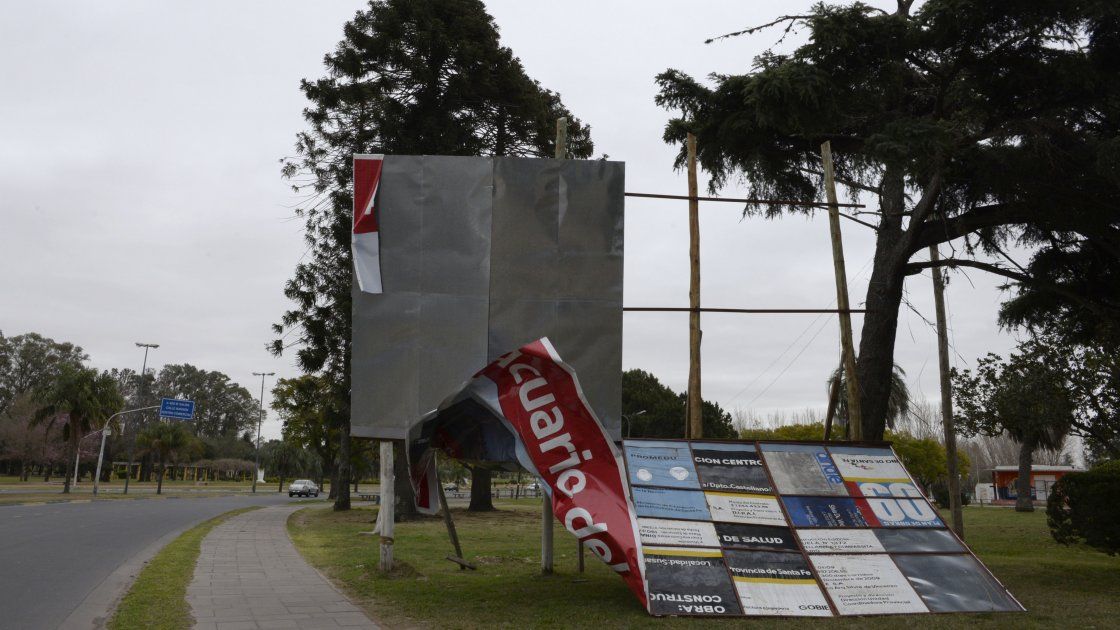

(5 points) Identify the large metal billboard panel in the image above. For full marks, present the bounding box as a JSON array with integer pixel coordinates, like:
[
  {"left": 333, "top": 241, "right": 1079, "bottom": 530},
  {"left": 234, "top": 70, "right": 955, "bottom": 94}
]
[
  {"left": 623, "top": 439, "right": 1025, "bottom": 617},
  {"left": 351, "top": 155, "right": 623, "bottom": 440}
]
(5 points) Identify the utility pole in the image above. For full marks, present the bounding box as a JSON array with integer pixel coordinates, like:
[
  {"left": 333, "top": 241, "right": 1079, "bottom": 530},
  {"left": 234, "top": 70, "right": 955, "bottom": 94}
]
[
  {"left": 930, "top": 245, "right": 964, "bottom": 538},
  {"left": 251, "top": 371, "right": 274, "bottom": 494},
  {"left": 686, "top": 133, "right": 703, "bottom": 440},
  {"left": 820, "top": 141, "right": 862, "bottom": 440},
  {"left": 125, "top": 342, "right": 158, "bottom": 494}
]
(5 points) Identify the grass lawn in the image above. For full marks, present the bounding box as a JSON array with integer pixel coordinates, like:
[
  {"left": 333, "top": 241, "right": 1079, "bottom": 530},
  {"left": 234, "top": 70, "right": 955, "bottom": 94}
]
[
  {"left": 288, "top": 500, "right": 1120, "bottom": 629},
  {"left": 107, "top": 506, "right": 261, "bottom": 630}
]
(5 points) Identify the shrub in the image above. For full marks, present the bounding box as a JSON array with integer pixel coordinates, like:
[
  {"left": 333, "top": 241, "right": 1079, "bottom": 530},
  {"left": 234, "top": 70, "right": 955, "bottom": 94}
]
[{"left": 1047, "top": 460, "right": 1120, "bottom": 555}]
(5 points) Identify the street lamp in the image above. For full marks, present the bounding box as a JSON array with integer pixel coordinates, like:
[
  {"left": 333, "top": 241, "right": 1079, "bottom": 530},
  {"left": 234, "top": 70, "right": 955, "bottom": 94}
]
[
  {"left": 622, "top": 409, "right": 647, "bottom": 439},
  {"left": 251, "top": 371, "right": 275, "bottom": 493},
  {"left": 124, "top": 342, "right": 158, "bottom": 495}
]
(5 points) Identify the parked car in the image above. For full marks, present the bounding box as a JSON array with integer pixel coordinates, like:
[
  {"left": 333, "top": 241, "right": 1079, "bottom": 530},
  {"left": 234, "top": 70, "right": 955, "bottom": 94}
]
[
  {"left": 443, "top": 483, "right": 459, "bottom": 492},
  {"left": 289, "top": 479, "right": 319, "bottom": 497}
]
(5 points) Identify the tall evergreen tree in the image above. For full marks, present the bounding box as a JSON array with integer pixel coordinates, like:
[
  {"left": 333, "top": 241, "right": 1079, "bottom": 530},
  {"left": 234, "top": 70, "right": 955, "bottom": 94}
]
[
  {"left": 656, "top": 0, "right": 1120, "bottom": 440},
  {"left": 272, "top": 0, "right": 593, "bottom": 512}
]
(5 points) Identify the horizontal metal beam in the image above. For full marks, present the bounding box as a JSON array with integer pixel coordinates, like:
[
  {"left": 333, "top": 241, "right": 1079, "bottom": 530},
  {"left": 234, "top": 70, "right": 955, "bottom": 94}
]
[
  {"left": 624, "top": 307, "right": 867, "bottom": 314},
  {"left": 624, "top": 191, "right": 865, "bottom": 209}
]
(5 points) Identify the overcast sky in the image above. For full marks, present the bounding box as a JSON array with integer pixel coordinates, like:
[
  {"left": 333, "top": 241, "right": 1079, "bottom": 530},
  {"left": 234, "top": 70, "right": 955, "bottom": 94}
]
[{"left": 0, "top": 0, "right": 1024, "bottom": 441}]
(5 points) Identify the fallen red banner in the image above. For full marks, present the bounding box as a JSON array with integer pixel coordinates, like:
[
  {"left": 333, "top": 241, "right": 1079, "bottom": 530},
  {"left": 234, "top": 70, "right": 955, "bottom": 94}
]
[{"left": 408, "top": 338, "right": 647, "bottom": 606}]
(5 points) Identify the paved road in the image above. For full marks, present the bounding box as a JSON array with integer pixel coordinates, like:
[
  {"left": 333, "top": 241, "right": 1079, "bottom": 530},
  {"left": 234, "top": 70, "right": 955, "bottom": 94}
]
[{"left": 0, "top": 492, "right": 306, "bottom": 630}]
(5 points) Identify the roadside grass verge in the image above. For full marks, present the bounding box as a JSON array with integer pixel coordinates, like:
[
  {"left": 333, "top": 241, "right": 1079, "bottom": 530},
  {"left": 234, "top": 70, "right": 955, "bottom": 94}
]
[
  {"left": 107, "top": 506, "right": 262, "bottom": 630},
  {"left": 288, "top": 501, "right": 1120, "bottom": 629}
]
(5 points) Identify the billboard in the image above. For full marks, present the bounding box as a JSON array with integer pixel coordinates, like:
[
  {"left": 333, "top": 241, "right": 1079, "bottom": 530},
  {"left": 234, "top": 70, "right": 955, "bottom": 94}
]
[
  {"left": 404, "top": 339, "right": 1023, "bottom": 618},
  {"left": 351, "top": 155, "right": 623, "bottom": 441},
  {"left": 624, "top": 438, "right": 1025, "bottom": 617}
]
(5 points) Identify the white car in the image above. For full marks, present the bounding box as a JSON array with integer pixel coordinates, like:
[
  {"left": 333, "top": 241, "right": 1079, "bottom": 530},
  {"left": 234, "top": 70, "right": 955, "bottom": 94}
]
[{"left": 288, "top": 479, "right": 319, "bottom": 497}]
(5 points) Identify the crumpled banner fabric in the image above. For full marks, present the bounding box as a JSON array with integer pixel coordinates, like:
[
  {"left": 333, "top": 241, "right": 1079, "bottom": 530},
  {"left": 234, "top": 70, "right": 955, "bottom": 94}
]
[{"left": 408, "top": 338, "right": 647, "bottom": 607}]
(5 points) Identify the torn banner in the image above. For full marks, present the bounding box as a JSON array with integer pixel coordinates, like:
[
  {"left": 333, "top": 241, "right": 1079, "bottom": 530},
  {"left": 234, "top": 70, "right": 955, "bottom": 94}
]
[
  {"left": 352, "top": 154, "right": 384, "bottom": 294},
  {"left": 408, "top": 337, "right": 646, "bottom": 605}
]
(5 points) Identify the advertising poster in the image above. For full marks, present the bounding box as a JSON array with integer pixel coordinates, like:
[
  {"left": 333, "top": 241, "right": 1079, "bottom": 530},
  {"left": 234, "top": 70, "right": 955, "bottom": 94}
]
[
  {"left": 691, "top": 442, "right": 773, "bottom": 494},
  {"left": 632, "top": 487, "right": 711, "bottom": 521},
  {"left": 810, "top": 554, "right": 928, "bottom": 615},
  {"left": 760, "top": 444, "right": 848, "bottom": 496},
  {"left": 644, "top": 547, "right": 742, "bottom": 616},
  {"left": 705, "top": 492, "right": 787, "bottom": 527},
  {"left": 782, "top": 497, "right": 870, "bottom": 528},
  {"left": 625, "top": 440, "right": 700, "bottom": 489},
  {"left": 892, "top": 554, "right": 1024, "bottom": 612},
  {"left": 875, "top": 529, "right": 965, "bottom": 553},
  {"left": 828, "top": 445, "right": 920, "bottom": 497},
  {"left": 796, "top": 529, "right": 885, "bottom": 553},
  {"left": 860, "top": 498, "right": 943, "bottom": 528},
  {"left": 723, "top": 550, "right": 832, "bottom": 617},
  {"left": 638, "top": 518, "right": 719, "bottom": 547},
  {"left": 715, "top": 523, "right": 799, "bottom": 552}
]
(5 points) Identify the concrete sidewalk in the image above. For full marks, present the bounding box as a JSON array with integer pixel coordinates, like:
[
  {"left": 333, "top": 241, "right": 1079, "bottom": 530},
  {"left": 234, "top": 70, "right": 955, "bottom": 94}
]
[{"left": 187, "top": 505, "right": 379, "bottom": 629}]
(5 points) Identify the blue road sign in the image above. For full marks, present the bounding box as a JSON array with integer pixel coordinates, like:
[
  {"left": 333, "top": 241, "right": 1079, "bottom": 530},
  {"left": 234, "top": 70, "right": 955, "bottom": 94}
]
[{"left": 159, "top": 398, "right": 195, "bottom": 420}]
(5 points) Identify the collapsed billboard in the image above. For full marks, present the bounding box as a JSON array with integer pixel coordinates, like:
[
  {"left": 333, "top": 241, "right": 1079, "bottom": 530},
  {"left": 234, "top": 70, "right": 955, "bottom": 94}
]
[
  {"left": 409, "top": 338, "right": 1024, "bottom": 617},
  {"left": 350, "top": 154, "right": 624, "bottom": 442}
]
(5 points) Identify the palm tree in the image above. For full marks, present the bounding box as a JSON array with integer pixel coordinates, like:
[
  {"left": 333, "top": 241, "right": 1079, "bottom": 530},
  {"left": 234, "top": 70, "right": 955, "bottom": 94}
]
[
  {"left": 136, "top": 421, "right": 195, "bottom": 494},
  {"left": 829, "top": 364, "right": 910, "bottom": 435},
  {"left": 34, "top": 364, "right": 123, "bottom": 493}
]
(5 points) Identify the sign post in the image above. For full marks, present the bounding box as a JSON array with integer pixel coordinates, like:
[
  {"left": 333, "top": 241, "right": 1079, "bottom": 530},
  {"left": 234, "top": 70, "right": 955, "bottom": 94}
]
[{"left": 92, "top": 404, "right": 161, "bottom": 496}]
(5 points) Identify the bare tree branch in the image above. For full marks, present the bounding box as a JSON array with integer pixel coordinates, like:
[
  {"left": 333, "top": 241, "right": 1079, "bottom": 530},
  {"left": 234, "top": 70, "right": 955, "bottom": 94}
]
[{"left": 705, "top": 15, "right": 812, "bottom": 44}]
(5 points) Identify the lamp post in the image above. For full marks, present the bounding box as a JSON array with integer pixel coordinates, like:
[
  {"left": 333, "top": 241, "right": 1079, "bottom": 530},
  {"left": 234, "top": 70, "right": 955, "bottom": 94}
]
[
  {"left": 124, "top": 342, "right": 158, "bottom": 495},
  {"left": 622, "top": 410, "right": 646, "bottom": 440},
  {"left": 251, "top": 371, "right": 274, "bottom": 493},
  {"left": 92, "top": 405, "right": 160, "bottom": 495}
]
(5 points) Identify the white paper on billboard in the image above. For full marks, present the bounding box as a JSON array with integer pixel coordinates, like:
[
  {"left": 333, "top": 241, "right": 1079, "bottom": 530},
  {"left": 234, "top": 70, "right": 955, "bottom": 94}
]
[
  {"left": 810, "top": 554, "right": 928, "bottom": 615},
  {"left": 796, "top": 529, "right": 886, "bottom": 554},
  {"left": 828, "top": 448, "right": 910, "bottom": 481},
  {"left": 638, "top": 518, "right": 720, "bottom": 547},
  {"left": 704, "top": 492, "right": 787, "bottom": 527},
  {"left": 724, "top": 550, "right": 832, "bottom": 617}
]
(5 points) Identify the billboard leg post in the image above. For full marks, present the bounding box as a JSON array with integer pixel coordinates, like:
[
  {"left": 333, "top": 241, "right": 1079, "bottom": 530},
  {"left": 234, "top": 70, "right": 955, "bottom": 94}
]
[
  {"left": 379, "top": 440, "right": 395, "bottom": 572},
  {"left": 542, "top": 497, "right": 554, "bottom": 575},
  {"left": 435, "top": 456, "right": 466, "bottom": 569}
]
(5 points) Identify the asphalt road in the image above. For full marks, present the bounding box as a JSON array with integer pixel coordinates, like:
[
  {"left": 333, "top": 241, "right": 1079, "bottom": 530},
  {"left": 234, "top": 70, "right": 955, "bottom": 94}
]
[{"left": 0, "top": 492, "right": 303, "bottom": 630}]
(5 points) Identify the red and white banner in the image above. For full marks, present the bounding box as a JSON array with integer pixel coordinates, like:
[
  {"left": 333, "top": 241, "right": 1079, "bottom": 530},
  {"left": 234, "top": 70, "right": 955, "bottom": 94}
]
[
  {"left": 352, "top": 154, "right": 384, "bottom": 293},
  {"left": 478, "top": 339, "right": 647, "bottom": 606}
]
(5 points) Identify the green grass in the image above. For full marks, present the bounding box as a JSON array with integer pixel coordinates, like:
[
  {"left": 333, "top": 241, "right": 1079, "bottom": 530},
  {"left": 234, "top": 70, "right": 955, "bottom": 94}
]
[
  {"left": 107, "top": 506, "right": 262, "bottom": 630},
  {"left": 287, "top": 501, "right": 1120, "bottom": 629}
]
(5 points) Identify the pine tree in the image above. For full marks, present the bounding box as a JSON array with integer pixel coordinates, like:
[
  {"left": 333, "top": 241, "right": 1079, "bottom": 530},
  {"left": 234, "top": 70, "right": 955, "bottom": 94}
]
[
  {"left": 273, "top": 0, "right": 593, "bottom": 512},
  {"left": 656, "top": 0, "right": 1120, "bottom": 440}
]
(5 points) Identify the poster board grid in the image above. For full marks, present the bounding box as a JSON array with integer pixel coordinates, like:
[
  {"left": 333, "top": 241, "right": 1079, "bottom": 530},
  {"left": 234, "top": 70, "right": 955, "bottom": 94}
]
[{"left": 622, "top": 438, "right": 1025, "bottom": 617}]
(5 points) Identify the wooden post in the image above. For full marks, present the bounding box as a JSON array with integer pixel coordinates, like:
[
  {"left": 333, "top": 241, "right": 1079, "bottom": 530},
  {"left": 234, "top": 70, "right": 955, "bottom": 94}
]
[
  {"left": 820, "top": 141, "right": 862, "bottom": 440},
  {"left": 554, "top": 117, "right": 567, "bottom": 160},
  {"left": 686, "top": 133, "right": 703, "bottom": 440},
  {"left": 930, "top": 245, "right": 965, "bottom": 539},
  {"left": 435, "top": 457, "right": 467, "bottom": 569},
  {"left": 540, "top": 117, "right": 567, "bottom": 576},
  {"left": 378, "top": 440, "right": 395, "bottom": 572}
]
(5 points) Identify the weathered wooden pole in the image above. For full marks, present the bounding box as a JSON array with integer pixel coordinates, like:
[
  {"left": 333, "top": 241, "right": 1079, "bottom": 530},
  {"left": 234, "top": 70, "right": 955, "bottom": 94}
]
[
  {"left": 435, "top": 456, "right": 468, "bottom": 569},
  {"left": 820, "top": 141, "right": 863, "bottom": 440},
  {"left": 378, "top": 440, "right": 395, "bottom": 572},
  {"left": 686, "top": 133, "right": 703, "bottom": 440},
  {"left": 930, "top": 245, "right": 965, "bottom": 538},
  {"left": 540, "top": 117, "right": 567, "bottom": 576}
]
